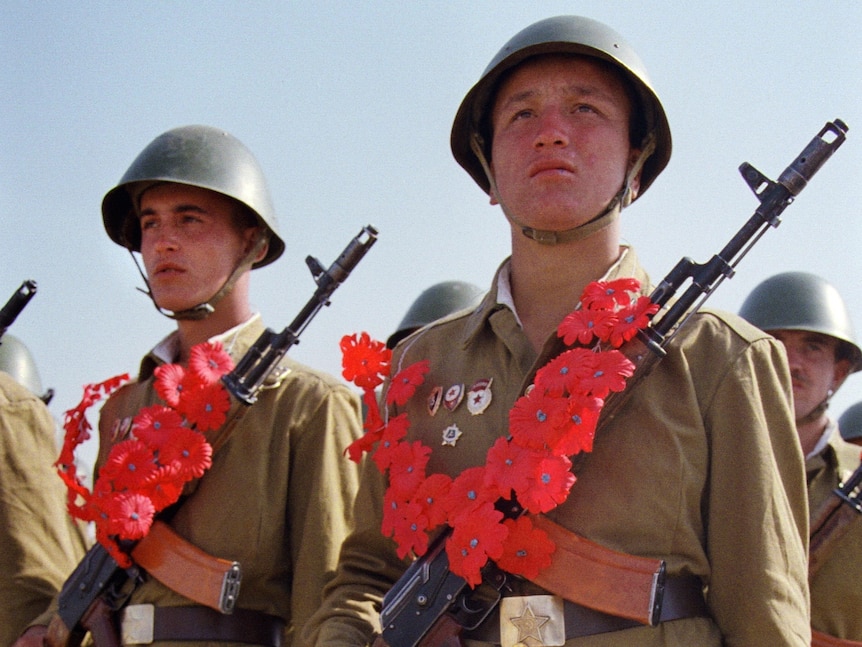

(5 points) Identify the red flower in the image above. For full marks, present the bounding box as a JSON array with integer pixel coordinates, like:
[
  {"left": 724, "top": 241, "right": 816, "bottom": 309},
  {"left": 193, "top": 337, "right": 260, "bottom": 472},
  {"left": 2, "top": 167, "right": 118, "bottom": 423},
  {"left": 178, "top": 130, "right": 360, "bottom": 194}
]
[
  {"left": 387, "top": 441, "right": 431, "bottom": 499},
  {"left": 133, "top": 405, "right": 184, "bottom": 447},
  {"left": 445, "top": 502, "right": 507, "bottom": 587},
  {"left": 371, "top": 414, "right": 410, "bottom": 472},
  {"left": 341, "top": 333, "right": 391, "bottom": 390},
  {"left": 557, "top": 307, "right": 618, "bottom": 347},
  {"left": 411, "top": 473, "right": 452, "bottom": 528},
  {"left": 159, "top": 427, "right": 213, "bottom": 479},
  {"left": 140, "top": 465, "right": 184, "bottom": 510},
  {"left": 583, "top": 350, "right": 635, "bottom": 398},
  {"left": 608, "top": 296, "right": 659, "bottom": 348},
  {"left": 188, "top": 341, "right": 234, "bottom": 385},
  {"left": 444, "top": 466, "right": 493, "bottom": 524},
  {"left": 534, "top": 347, "right": 600, "bottom": 397},
  {"left": 390, "top": 499, "right": 430, "bottom": 559},
  {"left": 509, "top": 388, "right": 570, "bottom": 450},
  {"left": 176, "top": 382, "right": 231, "bottom": 432},
  {"left": 548, "top": 394, "right": 601, "bottom": 455},
  {"left": 483, "top": 437, "right": 538, "bottom": 500},
  {"left": 108, "top": 491, "right": 155, "bottom": 540},
  {"left": 154, "top": 363, "right": 203, "bottom": 408},
  {"left": 496, "top": 516, "right": 555, "bottom": 579},
  {"left": 580, "top": 278, "right": 640, "bottom": 310},
  {"left": 515, "top": 453, "right": 576, "bottom": 514},
  {"left": 100, "top": 439, "right": 158, "bottom": 490},
  {"left": 386, "top": 360, "right": 430, "bottom": 407},
  {"left": 381, "top": 490, "right": 430, "bottom": 560}
]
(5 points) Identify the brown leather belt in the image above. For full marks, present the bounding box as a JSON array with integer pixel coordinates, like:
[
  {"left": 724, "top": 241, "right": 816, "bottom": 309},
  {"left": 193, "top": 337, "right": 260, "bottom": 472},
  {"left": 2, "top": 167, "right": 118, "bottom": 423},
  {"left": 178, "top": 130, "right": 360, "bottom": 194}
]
[
  {"left": 120, "top": 605, "right": 284, "bottom": 646},
  {"left": 463, "top": 574, "right": 707, "bottom": 643}
]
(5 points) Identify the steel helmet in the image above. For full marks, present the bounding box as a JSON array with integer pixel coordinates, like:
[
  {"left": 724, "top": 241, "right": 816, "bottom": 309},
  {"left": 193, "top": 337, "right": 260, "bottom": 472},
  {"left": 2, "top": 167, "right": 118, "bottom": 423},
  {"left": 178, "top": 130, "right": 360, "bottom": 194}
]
[
  {"left": 0, "top": 334, "right": 50, "bottom": 401},
  {"left": 451, "top": 15, "right": 672, "bottom": 199},
  {"left": 387, "top": 281, "right": 485, "bottom": 348},
  {"left": 102, "top": 125, "right": 284, "bottom": 269},
  {"left": 838, "top": 402, "right": 862, "bottom": 443},
  {"left": 738, "top": 272, "right": 862, "bottom": 372}
]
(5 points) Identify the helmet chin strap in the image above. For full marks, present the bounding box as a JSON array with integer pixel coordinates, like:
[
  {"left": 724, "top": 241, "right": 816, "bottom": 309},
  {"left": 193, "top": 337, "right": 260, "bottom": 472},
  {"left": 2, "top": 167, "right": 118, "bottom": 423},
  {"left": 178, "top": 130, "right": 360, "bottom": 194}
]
[
  {"left": 131, "top": 233, "right": 268, "bottom": 321},
  {"left": 470, "top": 132, "right": 655, "bottom": 245}
]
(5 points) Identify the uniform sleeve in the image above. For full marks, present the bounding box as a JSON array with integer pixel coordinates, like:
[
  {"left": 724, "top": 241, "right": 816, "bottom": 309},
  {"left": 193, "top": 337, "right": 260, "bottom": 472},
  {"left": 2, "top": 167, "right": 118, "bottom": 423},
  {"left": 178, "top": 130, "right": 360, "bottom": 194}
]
[
  {"left": 703, "top": 336, "right": 810, "bottom": 646},
  {"left": 299, "top": 456, "right": 408, "bottom": 646},
  {"left": 0, "top": 390, "right": 87, "bottom": 644},
  {"left": 287, "top": 382, "right": 374, "bottom": 643}
]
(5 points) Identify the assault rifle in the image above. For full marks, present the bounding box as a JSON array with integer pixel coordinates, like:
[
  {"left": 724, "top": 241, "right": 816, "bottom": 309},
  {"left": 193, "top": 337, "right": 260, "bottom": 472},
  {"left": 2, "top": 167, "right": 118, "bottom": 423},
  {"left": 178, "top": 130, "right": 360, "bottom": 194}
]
[
  {"left": 809, "top": 459, "right": 862, "bottom": 578},
  {"left": 46, "top": 226, "right": 378, "bottom": 647},
  {"left": 0, "top": 279, "right": 37, "bottom": 341},
  {"left": 374, "top": 120, "right": 849, "bottom": 647}
]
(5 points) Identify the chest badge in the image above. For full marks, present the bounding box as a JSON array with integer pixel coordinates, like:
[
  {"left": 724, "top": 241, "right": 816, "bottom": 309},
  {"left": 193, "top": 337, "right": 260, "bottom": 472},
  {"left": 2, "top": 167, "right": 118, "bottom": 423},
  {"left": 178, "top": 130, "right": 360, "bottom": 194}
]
[
  {"left": 441, "top": 424, "right": 463, "bottom": 446},
  {"left": 466, "top": 378, "right": 493, "bottom": 415},
  {"left": 443, "top": 383, "right": 464, "bottom": 412},
  {"left": 427, "top": 386, "right": 443, "bottom": 416}
]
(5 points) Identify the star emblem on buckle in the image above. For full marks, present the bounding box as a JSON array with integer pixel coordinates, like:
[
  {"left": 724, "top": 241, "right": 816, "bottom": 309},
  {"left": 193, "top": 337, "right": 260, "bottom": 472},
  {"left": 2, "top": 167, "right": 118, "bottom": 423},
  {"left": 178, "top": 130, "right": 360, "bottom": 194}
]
[
  {"left": 510, "top": 604, "right": 550, "bottom": 644},
  {"left": 500, "top": 595, "right": 565, "bottom": 647}
]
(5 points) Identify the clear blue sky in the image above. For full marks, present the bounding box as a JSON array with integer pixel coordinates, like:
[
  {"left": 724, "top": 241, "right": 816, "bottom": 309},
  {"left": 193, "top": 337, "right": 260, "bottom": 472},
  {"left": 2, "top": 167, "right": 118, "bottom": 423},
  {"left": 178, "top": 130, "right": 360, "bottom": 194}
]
[{"left": 2, "top": 1, "right": 861, "bottom": 472}]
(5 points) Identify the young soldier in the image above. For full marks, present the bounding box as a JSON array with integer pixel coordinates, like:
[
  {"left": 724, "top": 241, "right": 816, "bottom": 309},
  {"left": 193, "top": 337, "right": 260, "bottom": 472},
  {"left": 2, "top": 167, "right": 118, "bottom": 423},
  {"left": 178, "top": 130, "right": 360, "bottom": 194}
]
[
  {"left": 15, "top": 125, "right": 363, "bottom": 647},
  {"left": 740, "top": 272, "right": 862, "bottom": 645},
  {"left": 305, "top": 16, "right": 810, "bottom": 646}
]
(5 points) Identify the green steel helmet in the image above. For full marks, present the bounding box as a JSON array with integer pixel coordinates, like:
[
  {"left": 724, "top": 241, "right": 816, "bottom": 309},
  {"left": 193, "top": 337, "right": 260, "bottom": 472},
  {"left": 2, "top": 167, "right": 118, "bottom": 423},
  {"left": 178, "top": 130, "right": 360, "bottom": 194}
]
[
  {"left": 0, "top": 334, "right": 46, "bottom": 399},
  {"left": 387, "top": 281, "right": 485, "bottom": 348},
  {"left": 738, "top": 271, "right": 862, "bottom": 372},
  {"left": 838, "top": 402, "right": 862, "bottom": 443},
  {"left": 451, "top": 15, "right": 672, "bottom": 198},
  {"left": 101, "top": 125, "right": 284, "bottom": 269}
]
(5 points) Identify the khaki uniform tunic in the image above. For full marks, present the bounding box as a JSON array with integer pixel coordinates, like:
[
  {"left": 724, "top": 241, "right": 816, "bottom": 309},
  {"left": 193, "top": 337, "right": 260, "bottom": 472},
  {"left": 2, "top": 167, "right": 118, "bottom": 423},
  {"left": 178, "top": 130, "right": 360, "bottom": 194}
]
[
  {"left": 808, "top": 425, "right": 862, "bottom": 640},
  {"left": 0, "top": 372, "right": 87, "bottom": 645},
  {"left": 305, "top": 248, "right": 810, "bottom": 647},
  {"left": 33, "top": 316, "right": 363, "bottom": 646}
]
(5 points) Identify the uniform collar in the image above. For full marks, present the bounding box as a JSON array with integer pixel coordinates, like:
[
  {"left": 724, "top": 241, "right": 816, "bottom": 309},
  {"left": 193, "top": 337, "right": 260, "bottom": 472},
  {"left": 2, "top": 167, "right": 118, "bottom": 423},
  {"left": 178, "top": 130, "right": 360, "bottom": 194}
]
[
  {"left": 139, "top": 313, "right": 264, "bottom": 380},
  {"left": 461, "top": 245, "right": 649, "bottom": 349}
]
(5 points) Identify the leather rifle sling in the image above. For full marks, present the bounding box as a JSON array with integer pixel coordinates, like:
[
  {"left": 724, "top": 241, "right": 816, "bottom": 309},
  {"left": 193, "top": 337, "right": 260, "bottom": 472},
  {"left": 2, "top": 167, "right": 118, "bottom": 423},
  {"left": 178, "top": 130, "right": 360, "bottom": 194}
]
[
  {"left": 527, "top": 514, "right": 666, "bottom": 625},
  {"left": 130, "top": 520, "right": 241, "bottom": 613}
]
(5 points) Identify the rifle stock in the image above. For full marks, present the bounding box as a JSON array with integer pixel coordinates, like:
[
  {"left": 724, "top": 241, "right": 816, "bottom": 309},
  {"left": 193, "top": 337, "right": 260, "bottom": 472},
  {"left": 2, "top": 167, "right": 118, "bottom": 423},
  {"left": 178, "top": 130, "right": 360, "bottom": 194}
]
[
  {"left": 376, "top": 120, "right": 848, "bottom": 646},
  {"left": 49, "top": 226, "right": 377, "bottom": 646}
]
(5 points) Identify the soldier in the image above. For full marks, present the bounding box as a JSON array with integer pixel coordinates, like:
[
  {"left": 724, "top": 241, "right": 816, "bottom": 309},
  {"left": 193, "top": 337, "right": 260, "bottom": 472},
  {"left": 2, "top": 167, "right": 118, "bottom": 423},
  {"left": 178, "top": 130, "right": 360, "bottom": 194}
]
[
  {"left": 740, "top": 271, "right": 862, "bottom": 645},
  {"left": 0, "top": 335, "right": 87, "bottom": 645},
  {"left": 838, "top": 402, "right": 862, "bottom": 448},
  {"left": 15, "top": 125, "right": 363, "bottom": 646},
  {"left": 304, "top": 15, "right": 809, "bottom": 646},
  {"left": 386, "top": 281, "right": 485, "bottom": 349}
]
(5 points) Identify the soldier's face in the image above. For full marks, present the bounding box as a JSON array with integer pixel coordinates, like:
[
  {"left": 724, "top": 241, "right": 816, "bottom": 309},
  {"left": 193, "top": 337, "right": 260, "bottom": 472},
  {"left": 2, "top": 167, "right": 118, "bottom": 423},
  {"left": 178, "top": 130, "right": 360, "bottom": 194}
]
[
  {"left": 771, "top": 330, "right": 850, "bottom": 422},
  {"left": 488, "top": 54, "right": 639, "bottom": 231},
  {"left": 138, "top": 183, "right": 256, "bottom": 313}
]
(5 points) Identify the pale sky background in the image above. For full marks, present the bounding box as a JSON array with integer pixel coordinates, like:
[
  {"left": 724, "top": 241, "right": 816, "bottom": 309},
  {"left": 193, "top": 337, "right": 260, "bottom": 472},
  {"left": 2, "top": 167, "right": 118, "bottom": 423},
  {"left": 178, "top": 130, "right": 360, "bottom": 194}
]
[{"left": 2, "top": 1, "right": 861, "bottom": 473}]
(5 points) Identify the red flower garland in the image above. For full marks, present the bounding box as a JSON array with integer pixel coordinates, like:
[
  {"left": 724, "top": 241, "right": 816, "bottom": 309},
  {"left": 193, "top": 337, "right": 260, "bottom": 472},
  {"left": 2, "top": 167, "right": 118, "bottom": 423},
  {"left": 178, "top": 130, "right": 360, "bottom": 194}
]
[
  {"left": 56, "top": 341, "right": 234, "bottom": 567},
  {"left": 341, "top": 278, "right": 658, "bottom": 587}
]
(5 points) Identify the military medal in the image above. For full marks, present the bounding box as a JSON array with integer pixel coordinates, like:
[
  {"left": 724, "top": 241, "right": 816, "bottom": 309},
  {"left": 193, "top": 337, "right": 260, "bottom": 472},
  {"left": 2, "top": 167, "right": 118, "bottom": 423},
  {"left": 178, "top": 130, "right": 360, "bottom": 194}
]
[
  {"left": 427, "top": 386, "right": 443, "bottom": 416},
  {"left": 466, "top": 378, "right": 493, "bottom": 415},
  {"left": 443, "top": 383, "right": 464, "bottom": 411},
  {"left": 441, "top": 424, "right": 463, "bottom": 446}
]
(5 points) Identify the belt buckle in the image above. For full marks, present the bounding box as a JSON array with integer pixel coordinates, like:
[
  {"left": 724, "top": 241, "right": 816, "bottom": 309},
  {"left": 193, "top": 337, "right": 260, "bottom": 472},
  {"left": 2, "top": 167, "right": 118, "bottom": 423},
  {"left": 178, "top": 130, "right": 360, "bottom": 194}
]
[
  {"left": 219, "top": 561, "right": 243, "bottom": 613},
  {"left": 500, "top": 595, "right": 565, "bottom": 647},
  {"left": 121, "top": 603, "right": 154, "bottom": 645}
]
